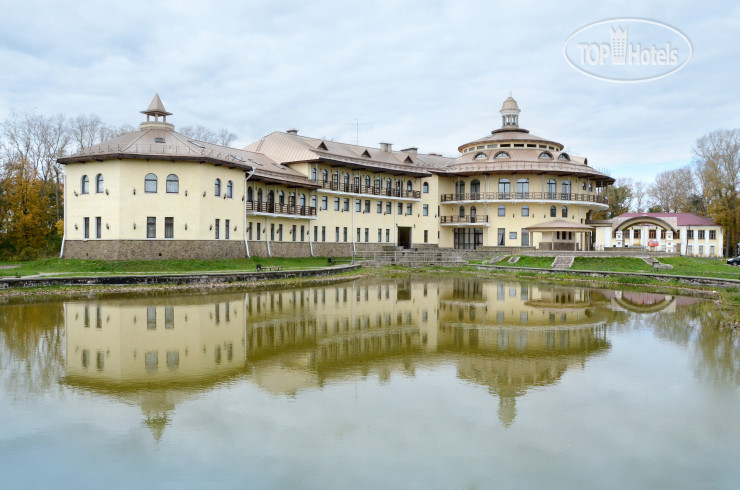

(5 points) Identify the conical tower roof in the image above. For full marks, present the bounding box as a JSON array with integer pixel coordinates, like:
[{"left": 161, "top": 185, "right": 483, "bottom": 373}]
[{"left": 141, "top": 93, "right": 172, "bottom": 117}]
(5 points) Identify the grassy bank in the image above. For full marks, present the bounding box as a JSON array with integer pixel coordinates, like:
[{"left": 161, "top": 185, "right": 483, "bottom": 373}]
[{"left": 0, "top": 256, "right": 344, "bottom": 277}]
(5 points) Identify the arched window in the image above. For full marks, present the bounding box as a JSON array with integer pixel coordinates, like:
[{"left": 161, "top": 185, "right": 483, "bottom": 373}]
[
  {"left": 332, "top": 172, "right": 339, "bottom": 184},
  {"left": 498, "top": 179, "right": 510, "bottom": 195},
  {"left": 375, "top": 177, "right": 382, "bottom": 189},
  {"left": 550, "top": 205, "right": 557, "bottom": 217},
  {"left": 498, "top": 205, "right": 506, "bottom": 217},
  {"left": 354, "top": 175, "right": 360, "bottom": 189},
  {"left": 279, "top": 191, "right": 285, "bottom": 205},
  {"left": 473, "top": 152, "right": 487, "bottom": 160},
  {"left": 422, "top": 182, "right": 429, "bottom": 194},
  {"left": 247, "top": 187, "right": 254, "bottom": 202},
  {"left": 257, "top": 189, "right": 263, "bottom": 202},
  {"left": 539, "top": 151, "right": 553, "bottom": 159},
  {"left": 81, "top": 175, "right": 89, "bottom": 194},
  {"left": 289, "top": 192, "right": 296, "bottom": 206},
  {"left": 365, "top": 176, "right": 371, "bottom": 188},
  {"left": 562, "top": 206, "right": 568, "bottom": 218},
  {"left": 145, "top": 173, "right": 157, "bottom": 193},
  {"left": 521, "top": 205, "right": 529, "bottom": 217},
  {"left": 558, "top": 152, "right": 570, "bottom": 161},
  {"left": 166, "top": 174, "right": 179, "bottom": 193},
  {"left": 470, "top": 206, "right": 477, "bottom": 217},
  {"left": 406, "top": 180, "right": 412, "bottom": 192},
  {"left": 214, "top": 178, "right": 221, "bottom": 196},
  {"left": 322, "top": 169, "right": 328, "bottom": 182},
  {"left": 95, "top": 174, "right": 104, "bottom": 193},
  {"left": 311, "top": 167, "right": 317, "bottom": 181},
  {"left": 494, "top": 151, "right": 510, "bottom": 159},
  {"left": 343, "top": 173, "right": 349, "bottom": 187},
  {"left": 267, "top": 190, "right": 274, "bottom": 203},
  {"left": 459, "top": 206, "right": 465, "bottom": 217},
  {"left": 386, "top": 178, "right": 392, "bottom": 189},
  {"left": 547, "top": 179, "right": 556, "bottom": 196},
  {"left": 455, "top": 180, "right": 465, "bottom": 196},
  {"left": 226, "top": 180, "right": 233, "bottom": 198},
  {"left": 470, "top": 179, "right": 481, "bottom": 195},
  {"left": 561, "top": 180, "right": 571, "bottom": 197},
  {"left": 300, "top": 194, "right": 306, "bottom": 207},
  {"left": 516, "top": 178, "right": 529, "bottom": 196}
]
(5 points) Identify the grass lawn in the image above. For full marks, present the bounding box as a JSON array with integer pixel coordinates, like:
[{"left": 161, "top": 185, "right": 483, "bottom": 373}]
[
  {"left": 659, "top": 256, "right": 740, "bottom": 279},
  {"left": 0, "top": 256, "right": 345, "bottom": 277},
  {"left": 503, "top": 256, "right": 555, "bottom": 268},
  {"left": 572, "top": 257, "right": 654, "bottom": 273}
]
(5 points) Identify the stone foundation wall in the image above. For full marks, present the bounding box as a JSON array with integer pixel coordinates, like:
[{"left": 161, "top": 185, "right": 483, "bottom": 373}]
[
  {"left": 247, "top": 241, "right": 269, "bottom": 258},
  {"left": 64, "top": 240, "right": 246, "bottom": 260},
  {"left": 312, "top": 243, "right": 354, "bottom": 257},
  {"left": 267, "top": 242, "right": 313, "bottom": 257}
]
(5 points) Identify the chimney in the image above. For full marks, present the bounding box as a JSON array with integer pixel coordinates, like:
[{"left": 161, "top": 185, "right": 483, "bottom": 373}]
[
  {"left": 380, "top": 142, "right": 392, "bottom": 152},
  {"left": 286, "top": 129, "right": 298, "bottom": 135},
  {"left": 401, "top": 147, "right": 418, "bottom": 156}
]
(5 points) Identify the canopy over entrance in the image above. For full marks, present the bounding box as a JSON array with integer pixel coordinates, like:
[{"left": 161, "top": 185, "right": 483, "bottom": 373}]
[
  {"left": 525, "top": 219, "right": 594, "bottom": 252},
  {"left": 614, "top": 216, "right": 676, "bottom": 233}
]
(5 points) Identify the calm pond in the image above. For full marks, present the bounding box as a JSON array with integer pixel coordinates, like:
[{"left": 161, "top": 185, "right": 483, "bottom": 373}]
[{"left": 0, "top": 276, "right": 738, "bottom": 489}]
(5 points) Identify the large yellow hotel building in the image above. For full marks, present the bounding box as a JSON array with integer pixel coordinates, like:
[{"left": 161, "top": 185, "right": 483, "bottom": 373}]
[{"left": 60, "top": 94, "right": 616, "bottom": 259}]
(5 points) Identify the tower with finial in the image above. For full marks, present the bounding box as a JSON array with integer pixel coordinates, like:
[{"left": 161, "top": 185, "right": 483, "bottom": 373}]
[
  {"left": 500, "top": 95, "right": 520, "bottom": 128},
  {"left": 140, "top": 93, "right": 174, "bottom": 131}
]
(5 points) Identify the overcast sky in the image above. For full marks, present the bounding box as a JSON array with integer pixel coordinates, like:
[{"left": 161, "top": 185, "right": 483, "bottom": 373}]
[{"left": 1, "top": 0, "right": 738, "bottom": 182}]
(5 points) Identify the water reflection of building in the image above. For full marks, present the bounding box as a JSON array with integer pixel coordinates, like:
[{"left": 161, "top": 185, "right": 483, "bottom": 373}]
[
  {"left": 63, "top": 278, "right": 684, "bottom": 434},
  {"left": 64, "top": 292, "right": 247, "bottom": 440}
]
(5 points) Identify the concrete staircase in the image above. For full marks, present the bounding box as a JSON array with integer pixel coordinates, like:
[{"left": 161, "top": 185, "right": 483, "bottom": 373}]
[
  {"left": 551, "top": 256, "right": 574, "bottom": 269},
  {"left": 642, "top": 257, "right": 674, "bottom": 270}
]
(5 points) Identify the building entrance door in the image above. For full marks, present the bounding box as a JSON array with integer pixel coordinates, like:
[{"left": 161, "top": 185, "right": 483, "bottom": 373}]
[{"left": 398, "top": 227, "right": 412, "bottom": 249}]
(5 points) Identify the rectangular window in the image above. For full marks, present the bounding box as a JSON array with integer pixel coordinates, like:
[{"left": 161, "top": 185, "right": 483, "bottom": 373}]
[
  {"left": 313, "top": 226, "right": 318, "bottom": 242},
  {"left": 95, "top": 217, "right": 101, "bottom": 239},
  {"left": 398, "top": 203, "right": 403, "bottom": 214},
  {"left": 343, "top": 199, "right": 349, "bottom": 211},
  {"left": 378, "top": 228, "right": 382, "bottom": 242},
  {"left": 334, "top": 198, "right": 339, "bottom": 211},
  {"left": 498, "top": 228, "right": 505, "bottom": 246},
  {"left": 521, "top": 206, "right": 529, "bottom": 217},
  {"left": 710, "top": 230, "right": 716, "bottom": 240},
  {"left": 147, "top": 217, "right": 156, "bottom": 239},
  {"left": 386, "top": 202, "right": 392, "bottom": 214},
  {"left": 84, "top": 217, "right": 90, "bottom": 239},
  {"left": 365, "top": 228, "right": 369, "bottom": 242},
  {"left": 278, "top": 224, "right": 283, "bottom": 241},
  {"left": 270, "top": 223, "right": 274, "bottom": 241},
  {"left": 248, "top": 222, "right": 253, "bottom": 240},
  {"left": 322, "top": 226, "right": 326, "bottom": 242},
  {"left": 320, "top": 196, "right": 327, "bottom": 210},
  {"left": 710, "top": 245, "right": 715, "bottom": 255},
  {"left": 661, "top": 230, "right": 666, "bottom": 239},
  {"left": 699, "top": 245, "right": 704, "bottom": 255},
  {"left": 687, "top": 230, "right": 694, "bottom": 239},
  {"left": 357, "top": 227, "right": 361, "bottom": 242},
  {"left": 699, "top": 230, "right": 705, "bottom": 239},
  {"left": 406, "top": 203, "right": 412, "bottom": 215},
  {"left": 147, "top": 307, "right": 156, "bottom": 329},
  {"left": 165, "top": 306, "right": 174, "bottom": 329},
  {"left": 292, "top": 224, "right": 297, "bottom": 242},
  {"left": 225, "top": 219, "right": 230, "bottom": 239},
  {"left": 165, "top": 217, "right": 174, "bottom": 239},
  {"left": 356, "top": 199, "right": 361, "bottom": 212},
  {"left": 509, "top": 232, "right": 517, "bottom": 240},
  {"left": 377, "top": 201, "right": 383, "bottom": 213},
  {"left": 335, "top": 227, "right": 340, "bottom": 242},
  {"left": 256, "top": 222, "right": 261, "bottom": 240},
  {"left": 687, "top": 244, "right": 693, "bottom": 255},
  {"left": 649, "top": 229, "right": 656, "bottom": 239},
  {"left": 343, "top": 227, "right": 348, "bottom": 242},
  {"left": 364, "top": 200, "right": 370, "bottom": 213},
  {"left": 96, "top": 305, "right": 102, "bottom": 329},
  {"left": 423, "top": 204, "right": 429, "bottom": 216},
  {"left": 300, "top": 225, "right": 305, "bottom": 242},
  {"left": 386, "top": 229, "right": 390, "bottom": 242},
  {"left": 215, "top": 219, "right": 220, "bottom": 239},
  {"left": 424, "top": 230, "right": 428, "bottom": 243},
  {"left": 522, "top": 229, "right": 530, "bottom": 247}
]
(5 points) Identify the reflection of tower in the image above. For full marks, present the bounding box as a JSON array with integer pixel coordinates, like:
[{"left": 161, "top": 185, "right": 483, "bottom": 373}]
[
  {"left": 141, "top": 393, "right": 175, "bottom": 442},
  {"left": 498, "top": 396, "right": 516, "bottom": 428},
  {"left": 611, "top": 27, "right": 628, "bottom": 65}
]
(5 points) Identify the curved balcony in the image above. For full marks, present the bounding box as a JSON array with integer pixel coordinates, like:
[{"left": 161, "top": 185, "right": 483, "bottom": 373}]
[
  {"left": 246, "top": 201, "right": 316, "bottom": 218},
  {"left": 440, "top": 192, "right": 607, "bottom": 205},
  {"left": 317, "top": 181, "right": 421, "bottom": 199},
  {"left": 440, "top": 215, "right": 489, "bottom": 226}
]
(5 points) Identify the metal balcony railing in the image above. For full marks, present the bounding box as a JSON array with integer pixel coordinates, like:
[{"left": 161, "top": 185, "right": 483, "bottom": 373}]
[
  {"left": 317, "top": 180, "right": 421, "bottom": 199},
  {"left": 440, "top": 215, "right": 489, "bottom": 224},
  {"left": 246, "top": 201, "right": 316, "bottom": 216},
  {"left": 440, "top": 192, "right": 608, "bottom": 204}
]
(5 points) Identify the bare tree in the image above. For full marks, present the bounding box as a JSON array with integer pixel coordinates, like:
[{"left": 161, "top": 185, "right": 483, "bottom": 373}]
[
  {"left": 217, "top": 128, "right": 238, "bottom": 147},
  {"left": 180, "top": 125, "right": 238, "bottom": 147},
  {"left": 649, "top": 166, "right": 695, "bottom": 213},
  {"left": 631, "top": 180, "right": 648, "bottom": 212}
]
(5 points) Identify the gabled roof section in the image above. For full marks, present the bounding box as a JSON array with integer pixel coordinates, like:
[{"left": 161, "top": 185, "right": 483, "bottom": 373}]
[
  {"left": 361, "top": 149, "right": 371, "bottom": 158},
  {"left": 317, "top": 141, "right": 329, "bottom": 151}
]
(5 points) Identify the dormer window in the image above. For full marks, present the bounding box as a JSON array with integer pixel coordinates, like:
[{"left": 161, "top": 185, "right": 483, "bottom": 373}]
[
  {"left": 494, "top": 151, "right": 510, "bottom": 159},
  {"left": 539, "top": 151, "right": 553, "bottom": 159},
  {"left": 474, "top": 153, "right": 487, "bottom": 160},
  {"left": 558, "top": 153, "right": 570, "bottom": 161}
]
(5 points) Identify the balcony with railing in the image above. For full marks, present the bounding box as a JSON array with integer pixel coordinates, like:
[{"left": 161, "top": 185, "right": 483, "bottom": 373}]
[
  {"left": 317, "top": 180, "right": 421, "bottom": 199},
  {"left": 440, "top": 192, "right": 607, "bottom": 205},
  {"left": 440, "top": 215, "right": 489, "bottom": 225},
  {"left": 246, "top": 201, "right": 317, "bottom": 218}
]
